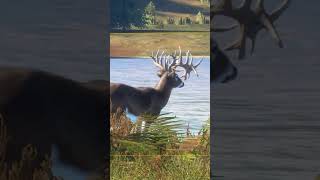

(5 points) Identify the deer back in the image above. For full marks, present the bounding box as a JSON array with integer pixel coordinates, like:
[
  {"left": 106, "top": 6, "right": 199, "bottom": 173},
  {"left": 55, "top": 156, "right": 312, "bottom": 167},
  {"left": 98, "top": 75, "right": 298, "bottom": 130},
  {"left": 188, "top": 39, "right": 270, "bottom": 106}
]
[{"left": 0, "top": 66, "right": 108, "bottom": 173}]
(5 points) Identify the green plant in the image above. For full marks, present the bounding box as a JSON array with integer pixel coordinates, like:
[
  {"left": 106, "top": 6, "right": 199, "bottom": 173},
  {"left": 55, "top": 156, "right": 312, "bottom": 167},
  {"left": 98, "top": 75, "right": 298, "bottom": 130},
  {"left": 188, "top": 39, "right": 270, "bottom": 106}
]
[
  {"left": 143, "top": 1, "right": 157, "bottom": 26},
  {"left": 111, "top": 112, "right": 184, "bottom": 155},
  {"left": 110, "top": 111, "right": 210, "bottom": 179}
]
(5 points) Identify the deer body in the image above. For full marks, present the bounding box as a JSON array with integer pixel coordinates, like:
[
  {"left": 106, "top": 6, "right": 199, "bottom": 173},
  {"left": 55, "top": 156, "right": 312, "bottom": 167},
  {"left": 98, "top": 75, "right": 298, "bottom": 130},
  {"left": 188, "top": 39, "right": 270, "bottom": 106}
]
[
  {"left": 111, "top": 71, "right": 182, "bottom": 116},
  {"left": 0, "top": 67, "right": 108, "bottom": 178},
  {"left": 110, "top": 48, "right": 200, "bottom": 117}
]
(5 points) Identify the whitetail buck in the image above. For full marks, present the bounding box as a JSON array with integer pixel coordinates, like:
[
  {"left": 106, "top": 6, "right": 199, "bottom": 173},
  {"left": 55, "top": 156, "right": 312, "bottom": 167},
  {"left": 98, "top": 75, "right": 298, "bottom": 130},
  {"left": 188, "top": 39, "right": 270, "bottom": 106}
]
[
  {"left": 110, "top": 47, "right": 203, "bottom": 118},
  {"left": 0, "top": 67, "right": 108, "bottom": 179}
]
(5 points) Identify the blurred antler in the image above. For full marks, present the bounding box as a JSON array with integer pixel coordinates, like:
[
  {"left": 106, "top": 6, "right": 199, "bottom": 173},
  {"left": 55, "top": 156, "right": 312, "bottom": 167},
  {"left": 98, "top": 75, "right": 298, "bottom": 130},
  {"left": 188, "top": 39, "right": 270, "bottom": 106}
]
[
  {"left": 211, "top": 0, "right": 291, "bottom": 59},
  {"left": 171, "top": 47, "right": 203, "bottom": 80}
]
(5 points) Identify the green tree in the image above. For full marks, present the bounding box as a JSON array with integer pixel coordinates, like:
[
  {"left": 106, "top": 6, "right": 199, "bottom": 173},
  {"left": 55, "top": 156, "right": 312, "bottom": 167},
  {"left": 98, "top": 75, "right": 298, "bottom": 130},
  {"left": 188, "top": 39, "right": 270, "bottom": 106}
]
[
  {"left": 185, "top": 17, "right": 192, "bottom": 24},
  {"left": 111, "top": 0, "right": 147, "bottom": 30},
  {"left": 195, "top": 11, "right": 205, "bottom": 24},
  {"left": 167, "top": 17, "right": 175, "bottom": 24},
  {"left": 143, "top": 1, "right": 156, "bottom": 26}
]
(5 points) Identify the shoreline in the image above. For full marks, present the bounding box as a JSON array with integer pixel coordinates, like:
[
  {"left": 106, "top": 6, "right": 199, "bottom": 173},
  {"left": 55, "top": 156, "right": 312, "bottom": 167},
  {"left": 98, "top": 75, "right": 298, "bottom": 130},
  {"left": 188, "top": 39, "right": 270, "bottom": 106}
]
[{"left": 111, "top": 56, "right": 210, "bottom": 59}]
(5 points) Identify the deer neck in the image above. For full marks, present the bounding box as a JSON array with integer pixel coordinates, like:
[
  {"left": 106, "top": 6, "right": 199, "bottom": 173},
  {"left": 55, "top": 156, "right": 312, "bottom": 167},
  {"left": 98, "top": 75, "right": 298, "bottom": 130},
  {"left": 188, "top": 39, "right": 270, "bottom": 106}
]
[{"left": 154, "top": 73, "right": 173, "bottom": 106}]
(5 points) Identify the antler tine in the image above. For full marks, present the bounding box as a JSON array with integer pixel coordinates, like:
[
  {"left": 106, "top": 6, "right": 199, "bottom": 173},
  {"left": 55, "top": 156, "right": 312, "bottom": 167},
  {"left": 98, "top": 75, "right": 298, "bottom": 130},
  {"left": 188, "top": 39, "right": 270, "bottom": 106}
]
[
  {"left": 165, "top": 54, "right": 171, "bottom": 70},
  {"left": 151, "top": 49, "right": 164, "bottom": 70},
  {"left": 151, "top": 49, "right": 179, "bottom": 72},
  {"left": 241, "top": 0, "right": 253, "bottom": 9},
  {"left": 193, "top": 57, "right": 204, "bottom": 77},
  {"left": 270, "top": 0, "right": 291, "bottom": 21},
  {"left": 212, "top": 0, "right": 290, "bottom": 59},
  {"left": 186, "top": 50, "right": 190, "bottom": 64},
  {"left": 171, "top": 47, "right": 203, "bottom": 80},
  {"left": 160, "top": 50, "right": 165, "bottom": 66}
]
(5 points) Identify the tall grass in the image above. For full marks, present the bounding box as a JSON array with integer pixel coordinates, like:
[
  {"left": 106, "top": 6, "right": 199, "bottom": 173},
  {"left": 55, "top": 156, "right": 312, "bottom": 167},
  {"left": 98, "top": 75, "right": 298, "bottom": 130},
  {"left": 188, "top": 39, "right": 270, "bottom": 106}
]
[
  {"left": 0, "top": 111, "right": 210, "bottom": 179},
  {"left": 110, "top": 111, "right": 210, "bottom": 180}
]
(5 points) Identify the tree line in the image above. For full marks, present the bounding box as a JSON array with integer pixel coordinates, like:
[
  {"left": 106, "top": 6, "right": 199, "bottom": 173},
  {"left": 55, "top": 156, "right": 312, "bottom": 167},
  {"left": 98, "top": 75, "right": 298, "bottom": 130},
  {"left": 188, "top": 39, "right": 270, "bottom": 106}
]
[{"left": 111, "top": 0, "right": 209, "bottom": 30}]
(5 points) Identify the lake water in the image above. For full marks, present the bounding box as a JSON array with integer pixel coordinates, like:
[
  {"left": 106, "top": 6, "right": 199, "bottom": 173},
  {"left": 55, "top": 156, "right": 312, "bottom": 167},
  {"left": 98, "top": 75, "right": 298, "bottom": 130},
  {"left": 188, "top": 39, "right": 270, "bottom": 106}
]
[{"left": 111, "top": 58, "right": 210, "bottom": 133}]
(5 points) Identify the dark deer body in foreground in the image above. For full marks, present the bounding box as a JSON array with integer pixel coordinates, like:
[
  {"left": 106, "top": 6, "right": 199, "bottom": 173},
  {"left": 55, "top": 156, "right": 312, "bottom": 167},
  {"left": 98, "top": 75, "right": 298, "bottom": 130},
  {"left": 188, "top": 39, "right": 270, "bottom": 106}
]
[
  {"left": 0, "top": 66, "right": 108, "bottom": 178},
  {"left": 110, "top": 48, "right": 202, "bottom": 117}
]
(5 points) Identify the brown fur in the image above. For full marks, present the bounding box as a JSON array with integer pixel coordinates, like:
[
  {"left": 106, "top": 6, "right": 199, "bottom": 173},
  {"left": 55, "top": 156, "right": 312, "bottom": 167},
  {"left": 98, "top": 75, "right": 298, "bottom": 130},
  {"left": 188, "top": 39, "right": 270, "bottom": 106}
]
[
  {"left": 110, "top": 71, "right": 183, "bottom": 116},
  {"left": 0, "top": 67, "right": 108, "bottom": 176}
]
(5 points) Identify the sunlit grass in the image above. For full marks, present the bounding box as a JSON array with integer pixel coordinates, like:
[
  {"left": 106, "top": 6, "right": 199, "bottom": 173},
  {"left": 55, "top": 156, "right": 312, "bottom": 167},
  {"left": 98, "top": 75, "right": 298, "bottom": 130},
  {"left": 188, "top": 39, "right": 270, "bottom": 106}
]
[
  {"left": 110, "top": 32, "right": 210, "bottom": 57},
  {"left": 110, "top": 110, "right": 210, "bottom": 180}
]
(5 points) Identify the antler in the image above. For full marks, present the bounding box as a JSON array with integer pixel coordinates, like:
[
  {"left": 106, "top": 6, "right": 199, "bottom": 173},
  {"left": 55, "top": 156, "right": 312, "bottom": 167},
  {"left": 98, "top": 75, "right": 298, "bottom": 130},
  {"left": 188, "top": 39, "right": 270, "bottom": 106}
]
[
  {"left": 151, "top": 50, "right": 177, "bottom": 72},
  {"left": 171, "top": 47, "right": 203, "bottom": 80},
  {"left": 212, "top": 0, "right": 291, "bottom": 59}
]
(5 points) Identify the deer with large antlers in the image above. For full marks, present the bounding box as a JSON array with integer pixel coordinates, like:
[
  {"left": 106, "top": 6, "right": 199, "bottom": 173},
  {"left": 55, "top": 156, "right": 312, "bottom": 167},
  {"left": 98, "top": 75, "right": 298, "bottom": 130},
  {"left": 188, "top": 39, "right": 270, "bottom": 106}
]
[
  {"left": 212, "top": 0, "right": 291, "bottom": 59},
  {"left": 211, "top": 0, "right": 290, "bottom": 87},
  {"left": 110, "top": 47, "right": 203, "bottom": 117}
]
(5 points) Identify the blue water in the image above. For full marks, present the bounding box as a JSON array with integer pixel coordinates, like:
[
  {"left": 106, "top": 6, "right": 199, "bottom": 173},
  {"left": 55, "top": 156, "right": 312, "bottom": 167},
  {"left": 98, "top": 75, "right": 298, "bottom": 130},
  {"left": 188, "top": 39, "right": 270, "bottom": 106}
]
[{"left": 111, "top": 58, "right": 210, "bottom": 133}]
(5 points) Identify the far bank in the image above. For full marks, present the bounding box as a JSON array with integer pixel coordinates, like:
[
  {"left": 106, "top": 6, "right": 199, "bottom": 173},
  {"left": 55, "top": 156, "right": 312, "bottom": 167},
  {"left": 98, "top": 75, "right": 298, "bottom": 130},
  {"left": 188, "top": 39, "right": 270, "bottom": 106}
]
[{"left": 110, "top": 32, "right": 209, "bottom": 57}]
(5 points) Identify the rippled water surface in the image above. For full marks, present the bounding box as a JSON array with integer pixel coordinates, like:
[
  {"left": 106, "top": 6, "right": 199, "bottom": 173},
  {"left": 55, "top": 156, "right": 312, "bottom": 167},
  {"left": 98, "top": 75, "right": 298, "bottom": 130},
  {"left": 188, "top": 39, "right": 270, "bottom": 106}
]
[
  {"left": 212, "top": 1, "right": 320, "bottom": 179},
  {"left": 111, "top": 58, "right": 210, "bottom": 133}
]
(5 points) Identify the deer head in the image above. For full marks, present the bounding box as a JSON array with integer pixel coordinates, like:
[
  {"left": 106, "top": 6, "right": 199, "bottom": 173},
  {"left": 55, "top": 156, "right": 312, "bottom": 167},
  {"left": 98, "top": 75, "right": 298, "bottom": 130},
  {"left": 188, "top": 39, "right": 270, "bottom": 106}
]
[{"left": 151, "top": 47, "right": 203, "bottom": 89}]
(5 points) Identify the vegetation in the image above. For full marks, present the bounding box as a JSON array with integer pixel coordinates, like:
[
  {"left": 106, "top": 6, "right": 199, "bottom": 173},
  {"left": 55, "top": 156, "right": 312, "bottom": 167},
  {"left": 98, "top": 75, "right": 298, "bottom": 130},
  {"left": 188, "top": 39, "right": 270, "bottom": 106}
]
[
  {"left": 195, "top": 11, "right": 208, "bottom": 24},
  {"left": 0, "top": 115, "right": 105, "bottom": 180},
  {"left": 143, "top": 1, "right": 157, "bottom": 26},
  {"left": 199, "top": 0, "right": 210, "bottom": 6},
  {"left": 110, "top": 110, "right": 210, "bottom": 179},
  {"left": 0, "top": 115, "right": 60, "bottom": 180},
  {"left": 0, "top": 110, "right": 210, "bottom": 179},
  {"left": 110, "top": 32, "right": 210, "bottom": 57},
  {"left": 111, "top": 0, "right": 147, "bottom": 30},
  {"left": 111, "top": 0, "right": 209, "bottom": 31}
]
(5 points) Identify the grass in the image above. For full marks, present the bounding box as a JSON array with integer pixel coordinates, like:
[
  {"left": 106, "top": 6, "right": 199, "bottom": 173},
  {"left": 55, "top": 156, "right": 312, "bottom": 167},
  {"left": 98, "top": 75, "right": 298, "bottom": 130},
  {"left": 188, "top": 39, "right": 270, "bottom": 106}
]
[
  {"left": 0, "top": 115, "right": 61, "bottom": 180},
  {"left": 110, "top": 110, "right": 210, "bottom": 180},
  {"left": 0, "top": 110, "right": 210, "bottom": 180},
  {"left": 110, "top": 32, "right": 210, "bottom": 57},
  {"left": 0, "top": 114, "right": 105, "bottom": 180},
  {"left": 111, "top": 155, "right": 209, "bottom": 180}
]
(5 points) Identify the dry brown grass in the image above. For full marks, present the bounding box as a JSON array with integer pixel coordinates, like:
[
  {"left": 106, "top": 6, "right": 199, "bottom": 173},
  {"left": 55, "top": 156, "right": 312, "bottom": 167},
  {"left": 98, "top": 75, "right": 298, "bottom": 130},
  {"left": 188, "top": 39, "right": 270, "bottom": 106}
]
[
  {"left": 110, "top": 111, "right": 210, "bottom": 179},
  {"left": 110, "top": 32, "right": 209, "bottom": 57}
]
